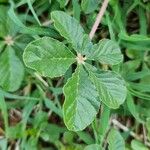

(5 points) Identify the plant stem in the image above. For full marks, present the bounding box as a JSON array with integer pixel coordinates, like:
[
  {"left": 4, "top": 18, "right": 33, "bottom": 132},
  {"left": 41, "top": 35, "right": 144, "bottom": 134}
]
[
  {"left": 112, "top": 119, "right": 150, "bottom": 147},
  {"left": 89, "top": 0, "right": 109, "bottom": 39}
]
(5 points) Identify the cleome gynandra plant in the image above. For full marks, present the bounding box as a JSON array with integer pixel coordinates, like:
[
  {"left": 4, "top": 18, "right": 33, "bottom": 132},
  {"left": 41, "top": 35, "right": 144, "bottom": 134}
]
[{"left": 23, "top": 11, "right": 127, "bottom": 131}]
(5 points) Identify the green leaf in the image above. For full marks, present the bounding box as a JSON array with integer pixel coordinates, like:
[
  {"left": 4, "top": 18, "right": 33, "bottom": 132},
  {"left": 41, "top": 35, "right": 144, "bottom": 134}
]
[
  {"left": 1, "top": 5, "right": 19, "bottom": 37},
  {"left": 26, "top": 0, "right": 41, "bottom": 26},
  {"left": 0, "top": 6, "right": 7, "bottom": 37},
  {"left": 23, "top": 37, "right": 76, "bottom": 78},
  {"left": 51, "top": 11, "right": 84, "bottom": 52},
  {"left": 73, "top": 0, "right": 81, "bottom": 21},
  {"left": 131, "top": 140, "right": 149, "bottom": 150},
  {"left": 63, "top": 65, "right": 100, "bottom": 131},
  {"left": 63, "top": 131, "right": 75, "bottom": 144},
  {"left": 20, "top": 26, "right": 60, "bottom": 38},
  {"left": 126, "top": 93, "right": 143, "bottom": 123},
  {"left": 88, "top": 39, "right": 123, "bottom": 65},
  {"left": 108, "top": 129, "right": 125, "bottom": 150},
  {"left": 41, "top": 124, "right": 66, "bottom": 143},
  {"left": 89, "top": 69, "right": 127, "bottom": 109},
  {"left": 76, "top": 132, "right": 94, "bottom": 144},
  {"left": 21, "top": 100, "right": 37, "bottom": 131},
  {"left": 146, "top": 118, "right": 150, "bottom": 139},
  {"left": 80, "top": 34, "right": 93, "bottom": 56},
  {"left": 8, "top": 5, "right": 25, "bottom": 29},
  {"left": 0, "top": 93, "right": 8, "bottom": 130},
  {"left": 56, "top": 0, "right": 69, "bottom": 8},
  {"left": 84, "top": 144, "right": 101, "bottom": 150},
  {"left": 119, "top": 32, "right": 150, "bottom": 51},
  {"left": 81, "top": 0, "right": 100, "bottom": 14},
  {"left": 6, "top": 123, "right": 24, "bottom": 139},
  {"left": 0, "top": 47, "right": 24, "bottom": 92},
  {"left": 99, "top": 105, "right": 110, "bottom": 144},
  {"left": 44, "top": 98, "right": 63, "bottom": 118},
  {"left": 8, "top": 6, "right": 59, "bottom": 38},
  {"left": 0, "top": 138, "right": 7, "bottom": 150}
]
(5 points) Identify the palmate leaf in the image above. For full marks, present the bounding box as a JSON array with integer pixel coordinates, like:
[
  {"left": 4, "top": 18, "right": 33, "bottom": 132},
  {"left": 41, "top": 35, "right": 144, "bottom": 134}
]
[
  {"left": 22, "top": 11, "right": 127, "bottom": 132},
  {"left": 0, "top": 46, "right": 24, "bottom": 92},
  {"left": 107, "top": 129, "right": 125, "bottom": 150},
  {"left": 88, "top": 39, "right": 123, "bottom": 65},
  {"left": 23, "top": 37, "right": 76, "bottom": 78},
  {"left": 63, "top": 65, "right": 100, "bottom": 131},
  {"left": 88, "top": 68, "right": 127, "bottom": 109},
  {"left": 51, "top": 11, "right": 84, "bottom": 52}
]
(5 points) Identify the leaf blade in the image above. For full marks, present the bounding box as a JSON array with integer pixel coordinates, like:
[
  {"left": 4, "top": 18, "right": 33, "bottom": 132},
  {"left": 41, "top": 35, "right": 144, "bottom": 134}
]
[
  {"left": 0, "top": 93, "right": 8, "bottom": 130},
  {"left": 23, "top": 37, "right": 76, "bottom": 78},
  {"left": 89, "top": 69, "right": 127, "bottom": 109},
  {"left": 0, "top": 47, "right": 24, "bottom": 92},
  {"left": 81, "top": 0, "right": 99, "bottom": 14},
  {"left": 51, "top": 11, "right": 84, "bottom": 52},
  {"left": 108, "top": 129, "right": 125, "bottom": 150},
  {"left": 84, "top": 144, "right": 101, "bottom": 150},
  {"left": 63, "top": 65, "right": 100, "bottom": 131},
  {"left": 88, "top": 39, "right": 123, "bottom": 65}
]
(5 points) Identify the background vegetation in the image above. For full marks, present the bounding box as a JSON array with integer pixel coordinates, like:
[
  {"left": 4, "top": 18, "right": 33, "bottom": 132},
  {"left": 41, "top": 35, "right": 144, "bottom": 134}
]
[{"left": 0, "top": 0, "right": 150, "bottom": 150}]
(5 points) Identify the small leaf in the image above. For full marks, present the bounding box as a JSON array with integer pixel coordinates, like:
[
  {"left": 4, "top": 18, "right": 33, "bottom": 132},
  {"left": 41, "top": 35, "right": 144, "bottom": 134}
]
[
  {"left": 81, "top": 0, "right": 100, "bottom": 14},
  {"left": 0, "top": 93, "right": 8, "bottom": 130},
  {"left": 88, "top": 69, "right": 127, "bottom": 109},
  {"left": 119, "top": 32, "right": 150, "bottom": 51},
  {"left": 76, "top": 132, "right": 94, "bottom": 144},
  {"left": 80, "top": 34, "right": 93, "bottom": 56},
  {"left": 84, "top": 144, "right": 101, "bottom": 150},
  {"left": 63, "top": 65, "right": 100, "bottom": 131},
  {"left": 131, "top": 140, "right": 149, "bottom": 150},
  {"left": 107, "top": 129, "right": 125, "bottom": 150},
  {"left": 146, "top": 118, "right": 150, "bottom": 140},
  {"left": 0, "top": 6, "right": 7, "bottom": 37},
  {"left": 56, "top": 0, "right": 69, "bottom": 8},
  {"left": 126, "top": 93, "right": 143, "bottom": 123},
  {"left": 6, "top": 123, "right": 24, "bottom": 139},
  {"left": 26, "top": 0, "right": 41, "bottom": 26},
  {"left": 0, "top": 138, "right": 7, "bottom": 150},
  {"left": 41, "top": 123, "right": 65, "bottom": 143},
  {"left": 23, "top": 37, "right": 76, "bottom": 78},
  {"left": 88, "top": 39, "right": 123, "bottom": 65},
  {"left": 44, "top": 98, "right": 63, "bottom": 118},
  {"left": 0, "top": 46, "right": 24, "bottom": 92},
  {"left": 51, "top": 11, "right": 84, "bottom": 52},
  {"left": 99, "top": 105, "right": 110, "bottom": 143}
]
